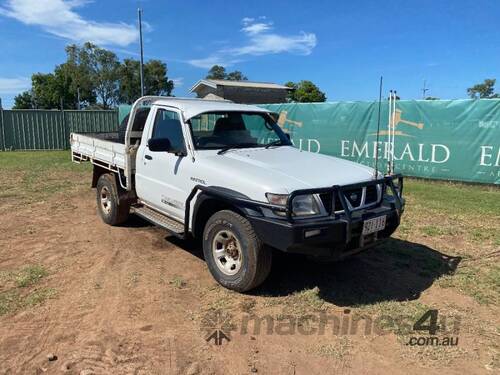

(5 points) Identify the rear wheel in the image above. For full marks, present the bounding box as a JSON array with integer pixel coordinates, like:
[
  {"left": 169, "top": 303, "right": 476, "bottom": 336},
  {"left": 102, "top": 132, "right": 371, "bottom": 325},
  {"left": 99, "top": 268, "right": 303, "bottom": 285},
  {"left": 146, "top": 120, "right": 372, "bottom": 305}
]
[
  {"left": 203, "top": 210, "right": 272, "bottom": 292},
  {"left": 96, "top": 173, "right": 130, "bottom": 225}
]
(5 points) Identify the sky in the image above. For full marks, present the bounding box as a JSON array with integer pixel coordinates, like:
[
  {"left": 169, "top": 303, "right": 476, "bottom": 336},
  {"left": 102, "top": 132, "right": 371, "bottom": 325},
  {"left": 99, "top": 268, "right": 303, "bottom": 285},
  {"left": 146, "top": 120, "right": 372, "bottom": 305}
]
[{"left": 0, "top": 0, "right": 499, "bottom": 108}]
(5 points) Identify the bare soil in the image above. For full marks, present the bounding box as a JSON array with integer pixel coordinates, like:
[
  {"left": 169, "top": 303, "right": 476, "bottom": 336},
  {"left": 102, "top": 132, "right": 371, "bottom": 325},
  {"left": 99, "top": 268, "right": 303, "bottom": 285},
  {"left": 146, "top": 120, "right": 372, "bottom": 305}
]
[{"left": 0, "top": 186, "right": 498, "bottom": 374}]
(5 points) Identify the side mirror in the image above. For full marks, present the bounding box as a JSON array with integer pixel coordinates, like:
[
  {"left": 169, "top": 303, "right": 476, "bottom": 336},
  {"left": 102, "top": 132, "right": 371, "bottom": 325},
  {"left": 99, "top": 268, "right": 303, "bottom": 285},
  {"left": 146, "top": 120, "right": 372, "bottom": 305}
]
[
  {"left": 148, "top": 138, "right": 171, "bottom": 152},
  {"left": 148, "top": 138, "right": 187, "bottom": 156}
]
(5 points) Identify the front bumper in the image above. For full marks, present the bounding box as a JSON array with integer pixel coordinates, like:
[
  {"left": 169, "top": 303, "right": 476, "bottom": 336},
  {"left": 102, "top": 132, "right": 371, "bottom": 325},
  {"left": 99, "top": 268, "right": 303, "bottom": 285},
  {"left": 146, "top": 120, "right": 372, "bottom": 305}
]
[
  {"left": 249, "top": 198, "right": 403, "bottom": 258},
  {"left": 187, "top": 174, "right": 404, "bottom": 259},
  {"left": 248, "top": 175, "right": 405, "bottom": 259}
]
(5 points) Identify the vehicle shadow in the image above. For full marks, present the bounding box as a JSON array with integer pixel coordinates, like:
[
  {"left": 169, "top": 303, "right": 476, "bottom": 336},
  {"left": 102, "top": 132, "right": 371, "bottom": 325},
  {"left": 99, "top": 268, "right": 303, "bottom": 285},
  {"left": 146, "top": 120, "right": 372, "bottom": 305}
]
[
  {"left": 254, "top": 238, "right": 461, "bottom": 306},
  {"left": 121, "top": 214, "right": 155, "bottom": 228},
  {"left": 166, "top": 235, "right": 204, "bottom": 260},
  {"left": 130, "top": 216, "right": 461, "bottom": 306}
]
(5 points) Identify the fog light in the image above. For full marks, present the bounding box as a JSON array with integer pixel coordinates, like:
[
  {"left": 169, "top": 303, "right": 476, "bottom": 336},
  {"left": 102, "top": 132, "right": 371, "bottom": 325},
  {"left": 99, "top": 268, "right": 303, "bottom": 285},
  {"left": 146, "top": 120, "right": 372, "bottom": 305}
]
[{"left": 304, "top": 229, "right": 321, "bottom": 238}]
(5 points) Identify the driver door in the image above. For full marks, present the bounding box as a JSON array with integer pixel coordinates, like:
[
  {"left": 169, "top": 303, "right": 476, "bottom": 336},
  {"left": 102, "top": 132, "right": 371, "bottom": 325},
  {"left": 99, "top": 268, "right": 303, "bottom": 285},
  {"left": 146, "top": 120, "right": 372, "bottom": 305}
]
[{"left": 135, "top": 106, "right": 189, "bottom": 220}]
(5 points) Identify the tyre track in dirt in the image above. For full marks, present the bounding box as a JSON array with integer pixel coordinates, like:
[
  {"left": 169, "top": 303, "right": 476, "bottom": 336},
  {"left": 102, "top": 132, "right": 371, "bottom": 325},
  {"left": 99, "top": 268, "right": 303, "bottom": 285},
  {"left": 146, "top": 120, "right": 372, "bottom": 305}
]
[
  {"left": 0, "top": 189, "right": 495, "bottom": 374},
  {"left": 0, "top": 191, "right": 207, "bottom": 373}
]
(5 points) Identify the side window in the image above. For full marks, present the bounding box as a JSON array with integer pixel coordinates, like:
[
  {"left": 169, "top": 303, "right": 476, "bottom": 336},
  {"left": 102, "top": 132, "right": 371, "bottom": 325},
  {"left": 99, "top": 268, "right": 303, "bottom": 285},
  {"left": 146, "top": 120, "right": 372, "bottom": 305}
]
[{"left": 151, "top": 109, "right": 185, "bottom": 151}]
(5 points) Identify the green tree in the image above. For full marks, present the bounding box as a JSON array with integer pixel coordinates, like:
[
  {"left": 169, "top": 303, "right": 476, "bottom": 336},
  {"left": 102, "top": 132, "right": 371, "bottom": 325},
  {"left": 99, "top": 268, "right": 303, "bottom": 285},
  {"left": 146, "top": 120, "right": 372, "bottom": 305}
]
[
  {"left": 206, "top": 65, "right": 227, "bottom": 80},
  {"left": 13, "top": 91, "right": 35, "bottom": 109},
  {"left": 118, "top": 59, "right": 141, "bottom": 104},
  {"left": 12, "top": 42, "right": 176, "bottom": 108},
  {"left": 62, "top": 44, "right": 96, "bottom": 107},
  {"left": 30, "top": 72, "right": 68, "bottom": 109},
  {"left": 14, "top": 44, "right": 97, "bottom": 109},
  {"left": 206, "top": 65, "right": 248, "bottom": 81},
  {"left": 118, "top": 59, "right": 174, "bottom": 104},
  {"left": 78, "top": 42, "right": 120, "bottom": 108},
  {"left": 286, "top": 80, "right": 326, "bottom": 102},
  {"left": 144, "top": 60, "right": 174, "bottom": 96},
  {"left": 467, "top": 79, "right": 499, "bottom": 99},
  {"left": 226, "top": 71, "right": 248, "bottom": 81}
]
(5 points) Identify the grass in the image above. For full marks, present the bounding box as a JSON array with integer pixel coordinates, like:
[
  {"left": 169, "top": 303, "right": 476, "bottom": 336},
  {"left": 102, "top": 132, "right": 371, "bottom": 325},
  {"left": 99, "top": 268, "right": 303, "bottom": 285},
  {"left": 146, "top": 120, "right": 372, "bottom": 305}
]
[
  {"left": 169, "top": 275, "right": 187, "bottom": 289},
  {"left": 0, "top": 151, "right": 499, "bottom": 333},
  {"left": 200, "top": 285, "right": 236, "bottom": 312},
  {"left": 15, "top": 265, "right": 48, "bottom": 288},
  {"left": 23, "top": 288, "right": 56, "bottom": 307},
  {"left": 262, "top": 287, "right": 328, "bottom": 321},
  {"left": 0, "top": 288, "right": 56, "bottom": 315},
  {"left": 392, "top": 178, "right": 499, "bottom": 306},
  {"left": 0, "top": 264, "right": 54, "bottom": 316},
  {"left": 404, "top": 178, "right": 500, "bottom": 217},
  {"left": 0, "top": 151, "right": 497, "bottom": 371},
  {"left": 284, "top": 287, "right": 326, "bottom": 313},
  {"left": 239, "top": 298, "right": 257, "bottom": 313},
  {"left": 400, "top": 179, "right": 500, "bottom": 249},
  {"left": 356, "top": 300, "right": 430, "bottom": 337},
  {"left": 309, "top": 337, "right": 352, "bottom": 360},
  {"left": 0, "top": 150, "right": 91, "bottom": 205},
  {"left": 0, "top": 291, "right": 19, "bottom": 316},
  {"left": 437, "top": 265, "right": 499, "bottom": 305},
  {"left": 420, "top": 225, "right": 460, "bottom": 237}
]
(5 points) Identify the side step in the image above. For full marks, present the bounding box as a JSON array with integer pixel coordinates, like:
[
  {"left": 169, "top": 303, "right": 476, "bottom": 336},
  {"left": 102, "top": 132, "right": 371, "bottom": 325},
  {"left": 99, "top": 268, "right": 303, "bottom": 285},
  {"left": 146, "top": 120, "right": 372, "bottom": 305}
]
[{"left": 131, "top": 205, "right": 184, "bottom": 237}]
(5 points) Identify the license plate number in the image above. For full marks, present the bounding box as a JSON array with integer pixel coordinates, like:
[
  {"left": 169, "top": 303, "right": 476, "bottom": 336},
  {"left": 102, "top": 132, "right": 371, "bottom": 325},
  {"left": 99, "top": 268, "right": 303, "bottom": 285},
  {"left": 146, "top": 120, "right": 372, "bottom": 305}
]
[{"left": 362, "top": 215, "right": 386, "bottom": 235}]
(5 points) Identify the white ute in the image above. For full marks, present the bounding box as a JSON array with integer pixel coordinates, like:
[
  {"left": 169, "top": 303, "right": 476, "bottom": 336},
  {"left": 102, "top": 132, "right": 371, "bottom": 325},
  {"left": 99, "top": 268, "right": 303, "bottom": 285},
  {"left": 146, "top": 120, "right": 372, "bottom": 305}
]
[{"left": 71, "top": 96, "right": 405, "bottom": 291}]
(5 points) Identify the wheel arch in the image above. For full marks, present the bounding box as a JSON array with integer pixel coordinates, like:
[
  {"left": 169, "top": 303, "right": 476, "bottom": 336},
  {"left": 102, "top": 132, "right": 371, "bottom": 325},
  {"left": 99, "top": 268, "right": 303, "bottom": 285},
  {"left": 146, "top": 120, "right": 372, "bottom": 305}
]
[
  {"left": 191, "top": 189, "right": 262, "bottom": 239},
  {"left": 91, "top": 165, "right": 125, "bottom": 191},
  {"left": 92, "top": 165, "right": 111, "bottom": 188}
]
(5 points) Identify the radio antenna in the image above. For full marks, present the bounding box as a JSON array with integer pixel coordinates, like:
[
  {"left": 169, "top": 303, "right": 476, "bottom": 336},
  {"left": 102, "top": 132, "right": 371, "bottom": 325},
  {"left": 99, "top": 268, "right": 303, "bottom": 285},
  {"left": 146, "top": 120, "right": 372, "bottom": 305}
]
[
  {"left": 374, "top": 76, "right": 383, "bottom": 179},
  {"left": 387, "top": 90, "right": 392, "bottom": 174},
  {"left": 391, "top": 90, "right": 397, "bottom": 174}
]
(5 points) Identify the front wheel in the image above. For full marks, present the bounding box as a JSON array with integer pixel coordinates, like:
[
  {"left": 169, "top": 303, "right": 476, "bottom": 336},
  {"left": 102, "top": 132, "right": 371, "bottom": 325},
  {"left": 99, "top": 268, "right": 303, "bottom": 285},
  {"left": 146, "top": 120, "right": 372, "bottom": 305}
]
[{"left": 203, "top": 210, "right": 272, "bottom": 292}]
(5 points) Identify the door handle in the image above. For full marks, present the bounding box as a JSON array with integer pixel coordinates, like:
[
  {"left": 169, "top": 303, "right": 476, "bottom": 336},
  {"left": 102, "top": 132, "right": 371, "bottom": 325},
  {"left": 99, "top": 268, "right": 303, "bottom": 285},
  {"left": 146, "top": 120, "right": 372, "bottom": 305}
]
[{"left": 145, "top": 154, "right": 153, "bottom": 160}]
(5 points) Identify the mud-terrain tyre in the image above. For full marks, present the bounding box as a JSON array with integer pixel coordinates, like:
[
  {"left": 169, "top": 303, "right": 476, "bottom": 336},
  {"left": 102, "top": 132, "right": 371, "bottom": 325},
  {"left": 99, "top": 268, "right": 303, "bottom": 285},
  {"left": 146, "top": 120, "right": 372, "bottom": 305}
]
[
  {"left": 203, "top": 210, "right": 272, "bottom": 292},
  {"left": 96, "top": 173, "right": 130, "bottom": 226}
]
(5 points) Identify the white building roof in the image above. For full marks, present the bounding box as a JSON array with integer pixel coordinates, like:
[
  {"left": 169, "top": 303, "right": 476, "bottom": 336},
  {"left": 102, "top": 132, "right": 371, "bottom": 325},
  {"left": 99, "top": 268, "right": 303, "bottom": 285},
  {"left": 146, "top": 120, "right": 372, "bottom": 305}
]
[
  {"left": 190, "top": 79, "right": 292, "bottom": 92},
  {"left": 201, "top": 93, "right": 228, "bottom": 101}
]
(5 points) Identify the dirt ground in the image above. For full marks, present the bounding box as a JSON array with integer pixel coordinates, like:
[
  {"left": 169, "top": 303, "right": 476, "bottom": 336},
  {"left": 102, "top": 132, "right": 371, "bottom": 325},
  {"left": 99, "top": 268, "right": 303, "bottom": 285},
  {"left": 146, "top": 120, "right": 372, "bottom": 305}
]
[{"left": 0, "top": 153, "right": 498, "bottom": 374}]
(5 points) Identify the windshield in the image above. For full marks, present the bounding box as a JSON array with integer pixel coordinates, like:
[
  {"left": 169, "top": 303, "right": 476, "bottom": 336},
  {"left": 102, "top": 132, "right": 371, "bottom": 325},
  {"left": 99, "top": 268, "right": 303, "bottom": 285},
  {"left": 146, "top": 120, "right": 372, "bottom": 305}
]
[{"left": 188, "top": 111, "right": 291, "bottom": 150}]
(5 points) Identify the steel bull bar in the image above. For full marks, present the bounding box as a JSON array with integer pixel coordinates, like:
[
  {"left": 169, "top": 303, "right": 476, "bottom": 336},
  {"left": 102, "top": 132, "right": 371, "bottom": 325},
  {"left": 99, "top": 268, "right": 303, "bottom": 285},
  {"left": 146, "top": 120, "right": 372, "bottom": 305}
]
[
  {"left": 285, "top": 174, "right": 404, "bottom": 242},
  {"left": 184, "top": 175, "right": 404, "bottom": 244}
]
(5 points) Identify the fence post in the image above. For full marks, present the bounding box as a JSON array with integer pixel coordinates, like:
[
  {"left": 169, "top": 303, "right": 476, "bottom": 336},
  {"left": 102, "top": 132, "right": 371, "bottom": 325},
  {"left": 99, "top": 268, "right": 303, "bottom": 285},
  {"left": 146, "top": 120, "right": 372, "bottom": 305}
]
[
  {"left": 60, "top": 98, "right": 69, "bottom": 149},
  {"left": 0, "top": 98, "right": 5, "bottom": 151}
]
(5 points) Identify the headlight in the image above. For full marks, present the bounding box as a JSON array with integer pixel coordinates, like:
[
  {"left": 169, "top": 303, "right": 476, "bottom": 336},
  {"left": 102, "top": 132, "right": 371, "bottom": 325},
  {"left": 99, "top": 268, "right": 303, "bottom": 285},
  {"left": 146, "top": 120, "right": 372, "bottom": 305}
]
[
  {"left": 291, "top": 194, "right": 320, "bottom": 216},
  {"left": 266, "top": 193, "right": 321, "bottom": 217},
  {"left": 265, "top": 193, "right": 288, "bottom": 206}
]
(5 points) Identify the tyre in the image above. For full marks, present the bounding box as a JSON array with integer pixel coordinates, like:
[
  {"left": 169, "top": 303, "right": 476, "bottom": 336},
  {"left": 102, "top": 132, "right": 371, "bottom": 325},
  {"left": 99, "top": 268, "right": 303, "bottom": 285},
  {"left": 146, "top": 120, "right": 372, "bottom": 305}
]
[
  {"left": 202, "top": 210, "right": 272, "bottom": 292},
  {"left": 96, "top": 173, "right": 130, "bottom": 226}
]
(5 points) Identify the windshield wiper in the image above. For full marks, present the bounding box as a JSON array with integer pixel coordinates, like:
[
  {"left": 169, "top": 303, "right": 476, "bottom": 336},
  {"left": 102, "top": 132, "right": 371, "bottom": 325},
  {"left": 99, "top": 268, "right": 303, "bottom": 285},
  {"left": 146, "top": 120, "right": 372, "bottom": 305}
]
[
  {"left": 265, "top": 139, "right": 285, "bottom": 149},
  {"left": 217, "top": 143, "right": 259, "bottom": 155}
]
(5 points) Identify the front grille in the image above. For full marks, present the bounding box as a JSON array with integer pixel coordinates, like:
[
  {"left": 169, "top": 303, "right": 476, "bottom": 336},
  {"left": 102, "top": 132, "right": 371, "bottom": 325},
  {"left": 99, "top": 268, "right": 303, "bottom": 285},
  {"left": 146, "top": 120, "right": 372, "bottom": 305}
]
[
  {"left": 319, "top": 192, "right": 333, "bottom": 214},
  {"left": 318, "top": 183, "right": 381, "bottom": 214},
  {"left": 365, "top": 185, "right": 379, "bottom": 205},
  {"left": 344, "top": 188, "right": 363, "bottom": 207}
]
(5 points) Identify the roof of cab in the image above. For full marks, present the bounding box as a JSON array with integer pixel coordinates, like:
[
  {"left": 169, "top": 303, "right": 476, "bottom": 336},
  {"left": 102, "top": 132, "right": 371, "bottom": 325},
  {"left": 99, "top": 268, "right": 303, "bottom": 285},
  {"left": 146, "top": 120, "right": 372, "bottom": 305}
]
[{"left": 149, "top": 97, "right": 270, "bottom": 120}]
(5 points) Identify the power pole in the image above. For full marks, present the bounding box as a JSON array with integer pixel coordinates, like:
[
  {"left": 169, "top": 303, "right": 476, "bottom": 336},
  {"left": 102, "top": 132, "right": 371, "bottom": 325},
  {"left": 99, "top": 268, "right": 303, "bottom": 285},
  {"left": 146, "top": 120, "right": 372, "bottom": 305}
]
[
  {"left": 77, "top": 86, "right": 81, "bottom": 110},
  {"left": 422, "top": 80, "right": 429, "bottom": 99},
  {"left": 0, "top": 97, "right": 6, "bottom": 151},
  {"left": 138, "top": 8, "right": 145, "bottom": 97}
]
